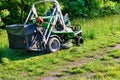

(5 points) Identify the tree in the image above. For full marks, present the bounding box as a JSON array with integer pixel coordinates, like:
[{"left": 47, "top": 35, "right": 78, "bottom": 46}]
[
  {"left": 0, "top": 0, "right": 120, "bottom": 28},
  {"left": 60, "top": 0, "right": 120, "bottom": 18}
]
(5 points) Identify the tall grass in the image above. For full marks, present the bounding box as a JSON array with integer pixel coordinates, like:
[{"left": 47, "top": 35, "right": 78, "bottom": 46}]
[
  {"left": 72, "top": 15, "right": 120, "bottom": 40},
  {"left": 0, "top": 30, "right": 8, "bottom": 59}
]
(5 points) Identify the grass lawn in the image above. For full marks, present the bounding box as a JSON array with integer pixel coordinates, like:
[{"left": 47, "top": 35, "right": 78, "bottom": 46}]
[{"left": 0, "top": 15, "right": 120, "bottom": 80}]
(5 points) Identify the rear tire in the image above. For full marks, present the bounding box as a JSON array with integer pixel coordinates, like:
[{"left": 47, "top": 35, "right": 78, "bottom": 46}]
[
  {"left": 76, "top": 36, "right": 84, "bottom": 46},
  {"left": 47, "top": 37, "right": 60, "bottom": 52}
]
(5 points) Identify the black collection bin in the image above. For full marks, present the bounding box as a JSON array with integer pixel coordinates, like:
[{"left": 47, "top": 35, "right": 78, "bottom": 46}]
[
  {"left": 7, "top": 32, "right": 26, "bottom": 49},
  {"left": 6, "top": 24, "right": 37, "bottom": 49}
]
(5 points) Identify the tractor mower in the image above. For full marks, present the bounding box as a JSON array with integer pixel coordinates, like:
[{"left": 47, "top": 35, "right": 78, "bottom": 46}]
[{"left": 6, "top": 0, "right": 84, "bottom": 52}]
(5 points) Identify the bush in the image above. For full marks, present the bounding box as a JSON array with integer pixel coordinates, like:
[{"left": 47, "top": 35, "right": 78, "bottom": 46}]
[
  {"left": 60, "top": 0, "right": 86, "bottom": 18},
  {"left": 114, "top": 3, "right": 120, "bottom": 14},
  {"left": 60, "top": 0, "right": 120, "bottom": 18},
  {"left": 0, "top": 9, "right": 10, "bottom": 27},
  {"left": 99, "top": 1, "right": 117, "bottom": 16},
  {"left": 1, "top": 58, "right": 10, "bottom": 65}
]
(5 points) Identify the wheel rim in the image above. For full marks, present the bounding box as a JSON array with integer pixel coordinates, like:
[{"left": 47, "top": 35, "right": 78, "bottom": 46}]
[
  {"left": 76, "top": 37, "right": 84, "bottom": 46},
  {"left": 51, "top": 40, "right": 59, "bottom": 52},
  {"left": 80, "top": 38, "right": 84, "bottom": 44}
]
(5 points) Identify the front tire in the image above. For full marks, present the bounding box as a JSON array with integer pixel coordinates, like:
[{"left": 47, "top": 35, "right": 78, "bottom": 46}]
[
  {"left": 47, "top": 37, "right": 60, "bottom": 52},
  {"left": 76, "top": 36, "right": 84, "bottom": 46}
]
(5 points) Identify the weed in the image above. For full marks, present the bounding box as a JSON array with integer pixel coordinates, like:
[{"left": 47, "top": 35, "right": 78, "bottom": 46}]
[
  {"left": 84, "top": 53, "right": 94, "bottom": 58},
  {"left": 100, "top": 55, "right": 112, "bottom": 61},
  {"left": 66, "top": 66, "right": 85, "bottom": 74},
  {"left": 93, "top": 72, "right": 104, "bottom": 79},
  {"left": 28, "top": 70, "right": 44, "bottom": 76},
  {"left": 107, "top": 43, "right": 117, "bottom": 47},
  {"left": 109, "top": 50, "right": 120, "bottom": 58},
  {"left": 81, "top": 61, "right": 105, "bottom": 73},
  {"left": 69, "top": 47, "right": 81, "bottom": 54},
  {"left": 56, "top": 73, "right": 65, "bottom": 77},
  {"left": 63, "top": 55, "right": 75, "bottom": 62},
  {"left": 1, "top": 58, "right": 10, "bottom": 65}
]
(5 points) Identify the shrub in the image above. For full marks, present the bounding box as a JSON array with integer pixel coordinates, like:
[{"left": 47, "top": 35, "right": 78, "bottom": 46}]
[
  {"left": 0, "top": 9, "right": 10, "bottom": 27},
  {"left": 1, "top": 58, "right": 10, "bottom": 65},
  {"left": 114, "top": 3, "right": 120, "bottom": 14},
  {"left": 60, "top": 0, "right": 120, "bottom": 18}
]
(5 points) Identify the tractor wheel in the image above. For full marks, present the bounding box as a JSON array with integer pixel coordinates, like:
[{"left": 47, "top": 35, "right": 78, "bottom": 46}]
[
  {"left": 76, "top": 36, "right": 84, "bottom": 46},
  {"left": 47, "top": 37, "right": 60, "bottom": 52}
]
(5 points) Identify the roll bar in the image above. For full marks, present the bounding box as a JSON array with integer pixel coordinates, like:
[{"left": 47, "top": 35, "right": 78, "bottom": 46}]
[
  {"left": 24, "top": 0, "right": 66, "bottom": 29},
  {"left": 34, "top": 0, "right": 58, "bottom": 5}
]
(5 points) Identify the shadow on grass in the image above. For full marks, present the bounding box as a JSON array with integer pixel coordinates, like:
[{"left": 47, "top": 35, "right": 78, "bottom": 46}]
[
  {"left": 0, "top": 29, "right": 49, "bottom": 62},
  {"left": 0, "top": 47, "right": 48, "bottom": 61}
]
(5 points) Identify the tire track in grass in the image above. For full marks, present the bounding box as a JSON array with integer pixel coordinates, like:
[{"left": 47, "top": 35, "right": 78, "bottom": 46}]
[
  {"left": 114, "top": 44, "right": 120, "bottom": 49},
  {"left": 57, "top": 45, "right": 120, "bottom": 80},
  {"left": 40, "top": 47, "right": 115, "bottom": 80}
]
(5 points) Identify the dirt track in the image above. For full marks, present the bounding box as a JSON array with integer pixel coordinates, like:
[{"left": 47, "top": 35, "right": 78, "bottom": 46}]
[
  {"left": 114, "top": 44, "right": 120, "bottom": 49},
  {"left": 40, "top": 44, "right": 120, "bottom": 80}
]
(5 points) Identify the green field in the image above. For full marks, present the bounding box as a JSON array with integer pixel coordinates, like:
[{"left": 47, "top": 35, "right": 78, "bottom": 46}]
[{"left": 0, "top": 15, "right": 120, "bottom": 80}]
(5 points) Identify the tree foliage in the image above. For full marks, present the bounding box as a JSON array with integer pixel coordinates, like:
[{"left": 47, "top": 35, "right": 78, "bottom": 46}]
[
  {"left": 60, "top": 0, "right": 120, "bottom": 18},
  {"left": 0, "top": 9, "right": 10, "bottom": 27},
  {"left": 0, "top": 0, "right": 120, "bottom": 28},
  {"left": 0, "top": 0, "right": 22, "bottom": 27}
]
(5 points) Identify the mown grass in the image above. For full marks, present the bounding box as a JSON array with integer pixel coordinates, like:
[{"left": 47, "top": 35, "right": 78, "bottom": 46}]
[
  {"left": 0, "top": 15, "right": 120, "bottom": 79},
  {"left": 63, "top": 49, "right": 120, "bottom": 80}
]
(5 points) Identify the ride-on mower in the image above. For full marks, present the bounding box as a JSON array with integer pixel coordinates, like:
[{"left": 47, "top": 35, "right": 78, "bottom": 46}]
[{"left": 6, "top": 0, "right": 84, "bottom": 52}]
